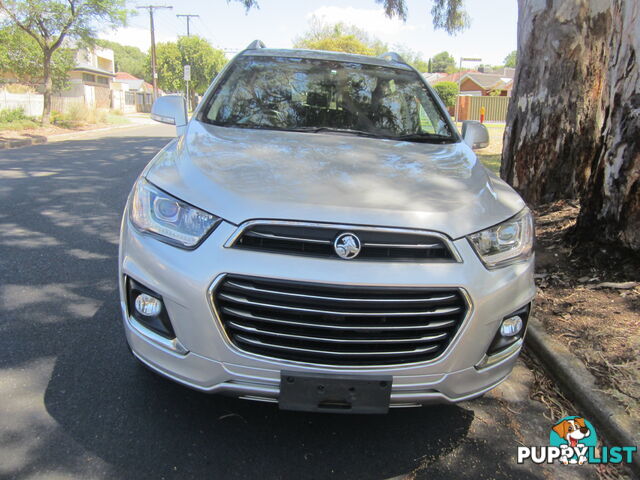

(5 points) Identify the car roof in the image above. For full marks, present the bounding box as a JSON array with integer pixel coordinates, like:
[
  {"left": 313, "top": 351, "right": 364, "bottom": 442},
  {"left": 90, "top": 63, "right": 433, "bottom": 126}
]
[{"left": 238, "top": 48, "right": 414, "bottom": 71}]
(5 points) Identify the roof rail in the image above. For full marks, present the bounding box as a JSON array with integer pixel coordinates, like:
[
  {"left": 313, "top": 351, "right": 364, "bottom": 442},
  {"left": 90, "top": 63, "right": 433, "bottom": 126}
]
[
  {"left": 378, "top": 52, "right": 407, "bottom": 64},
  {"left": 246, "top": 40, "right": 266, "bottom": 50}
]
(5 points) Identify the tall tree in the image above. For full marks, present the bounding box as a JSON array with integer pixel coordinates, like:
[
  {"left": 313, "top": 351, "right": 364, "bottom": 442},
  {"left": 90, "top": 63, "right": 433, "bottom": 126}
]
[
  {"left": 293, "top": 19, "right": 387, "bottom": 56},
  {"left": 576, "top": 0, "right": 639, "bottom": 249},
  {"left": 0, "top": 25, "right": 74, "bottom": 91},
  {"left": 500, "top": 2, "right": 611, "bottom": 204},
  {"left": 0, "top": 0, "right": 128, "bottom": 125},
  {"left": 97, "top": 39, "right": 150, "bottom": 82},
  {"left": 155, "top": 36, "right": 227, "bottom": 105},
  {"left": 430, "top": 51, "right": 456, "bottom": 72},
  {"left": 503, "top": 50, "right": 517, "bottom": 68}
]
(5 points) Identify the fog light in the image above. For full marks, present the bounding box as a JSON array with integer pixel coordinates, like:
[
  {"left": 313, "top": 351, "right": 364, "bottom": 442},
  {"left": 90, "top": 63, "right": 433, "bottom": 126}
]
[
  {"left": 500, "top": 315, "right": 523, "bottom": 337},
  {"left": 134, "top": 293, "right": 162, "bottom": 316}
]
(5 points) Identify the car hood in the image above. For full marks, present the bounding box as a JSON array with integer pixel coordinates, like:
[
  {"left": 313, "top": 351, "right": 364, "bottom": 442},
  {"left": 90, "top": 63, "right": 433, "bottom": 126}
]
[{"left": 145, "top": 120, "right": 525, "bottom": 238}]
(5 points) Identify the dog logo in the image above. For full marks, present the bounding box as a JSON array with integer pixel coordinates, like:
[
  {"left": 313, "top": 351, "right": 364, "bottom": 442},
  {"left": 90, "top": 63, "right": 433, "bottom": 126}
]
[
  {"left": 334, "top": 233, "right": 361, "bottom": 260},
  {"left": 550, "top": 416, "right": 596, "bottom": 465},
  {"left": 518, "top": 415, "right": 636, "bottom": 466}
]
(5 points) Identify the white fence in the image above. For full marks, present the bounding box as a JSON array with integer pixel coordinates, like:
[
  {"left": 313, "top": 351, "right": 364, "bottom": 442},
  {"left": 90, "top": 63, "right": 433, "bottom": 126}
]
[{"left": 0, "top": 90, "right": 86, "bottom": 117}]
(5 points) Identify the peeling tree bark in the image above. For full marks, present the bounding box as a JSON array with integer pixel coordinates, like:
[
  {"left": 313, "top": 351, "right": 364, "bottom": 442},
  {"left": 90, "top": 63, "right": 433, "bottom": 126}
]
[
  {"left": 501, "top": 0, "right": 613, "bottom": 205},
  {"left": 577, "top": 0, "right": 640, "bottom": 249}
]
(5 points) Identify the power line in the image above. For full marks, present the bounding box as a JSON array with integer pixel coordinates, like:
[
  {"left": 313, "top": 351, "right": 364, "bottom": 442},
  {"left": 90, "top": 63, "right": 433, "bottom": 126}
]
[
  {"left": 137, "top": 4, "right": 173, "bottom": 100},
  {"left": 176, "top": 14, "right": 199, "bottom": 37}
]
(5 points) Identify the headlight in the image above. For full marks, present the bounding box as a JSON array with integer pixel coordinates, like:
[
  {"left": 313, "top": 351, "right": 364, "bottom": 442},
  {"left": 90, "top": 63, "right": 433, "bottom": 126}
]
[
  {"left": 129, "top": 178, "right": 220, "bottom": 248},
  {"left": 467, "top": 208, "right": 534, "bottom": 269}
]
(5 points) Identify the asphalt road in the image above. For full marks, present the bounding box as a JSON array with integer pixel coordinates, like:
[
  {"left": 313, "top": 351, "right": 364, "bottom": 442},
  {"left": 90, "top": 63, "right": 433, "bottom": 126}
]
[{"left": 0, "top": 124, "right": 587, "bottom": 480}]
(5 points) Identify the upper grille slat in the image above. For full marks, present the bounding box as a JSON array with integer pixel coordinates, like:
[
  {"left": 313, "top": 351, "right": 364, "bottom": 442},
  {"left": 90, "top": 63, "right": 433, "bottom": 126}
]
[
  {"left": 214, "top": 275, "right": 468, "bottom": 366},
  {"left": 231, "top": 223, "right": 456, "bottom": 262},
  {"left": 225, "top": 279, "right": 458, "bottom": 304},
  {"left": 217, "top": 292, "right": 462, "bottom": 317}
]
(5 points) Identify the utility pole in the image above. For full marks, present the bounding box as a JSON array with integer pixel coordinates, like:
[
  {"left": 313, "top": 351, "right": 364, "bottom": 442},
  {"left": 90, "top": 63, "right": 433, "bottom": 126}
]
[
  {"left": 176, "top": 14, "right": 199, "bottom": 37},
  {"left": 137, "top": 5, "right": 173, "bottom": 101}
]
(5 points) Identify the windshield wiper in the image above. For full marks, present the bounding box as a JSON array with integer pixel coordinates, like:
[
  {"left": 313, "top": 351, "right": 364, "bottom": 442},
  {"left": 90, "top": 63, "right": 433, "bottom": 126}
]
[
  {"left": 392, "top": 133, "right": 456, "bottom": 144},
  {"left": 293, "top": 127, "right": 381, "bottom": 138}
]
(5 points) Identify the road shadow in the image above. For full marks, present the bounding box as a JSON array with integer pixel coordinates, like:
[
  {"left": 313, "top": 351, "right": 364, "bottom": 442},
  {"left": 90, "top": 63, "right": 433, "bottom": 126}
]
[
  {"left": 41, "top": 294, "right": 473, "bottom": 479},
  {"left": 2, "top": 131, "right": 541, "bottom": 479}
]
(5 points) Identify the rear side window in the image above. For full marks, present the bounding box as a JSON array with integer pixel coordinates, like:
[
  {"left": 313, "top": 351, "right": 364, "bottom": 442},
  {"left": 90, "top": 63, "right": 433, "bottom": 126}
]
[{"left": 203, "top": 56, "right": 453, "bottom": 139}]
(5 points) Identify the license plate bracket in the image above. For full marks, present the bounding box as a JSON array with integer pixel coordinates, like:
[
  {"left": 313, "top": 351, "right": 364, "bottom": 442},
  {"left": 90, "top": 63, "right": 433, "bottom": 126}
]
[{"left": 279, "top": 371, "right": 392, "bottom": 414}]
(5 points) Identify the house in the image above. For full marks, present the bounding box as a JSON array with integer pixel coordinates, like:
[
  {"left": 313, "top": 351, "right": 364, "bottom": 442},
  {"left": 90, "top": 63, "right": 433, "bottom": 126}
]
[
  {"left": 424, "top": 69, "right": 514, "bottom": 97},
  {"left": 458, "top": 72, "right": 513, "bottom": 96},
  {"left": 61, "top": 47, "right": 116, "bottom": 108},
  {"left": 112, "top": 72, "right": 155, "bottom": 113}
]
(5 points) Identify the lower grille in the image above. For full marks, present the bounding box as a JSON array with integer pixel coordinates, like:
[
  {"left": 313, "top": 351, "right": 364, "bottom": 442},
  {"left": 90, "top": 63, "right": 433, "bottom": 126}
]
[{"left": 213, "top": 275, "right": 468, "bottom": 366}]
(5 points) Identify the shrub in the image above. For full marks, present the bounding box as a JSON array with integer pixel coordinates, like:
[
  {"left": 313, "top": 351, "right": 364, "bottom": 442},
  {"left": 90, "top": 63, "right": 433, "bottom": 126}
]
[
  {"left": 0, "top": 107, "right": 29, "bottom": 123},
  {"left": 433, "top": 81, "right": 459, "bottom": 108},
  {"left": 51, "top": 105, "right": 108, "bottom": 127}
]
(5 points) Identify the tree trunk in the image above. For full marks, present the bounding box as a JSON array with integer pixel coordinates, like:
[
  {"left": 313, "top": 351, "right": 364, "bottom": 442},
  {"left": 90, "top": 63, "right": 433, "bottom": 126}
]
[
  {"left": 576, "top": 0, "right": 640, "bottom": 250},
  {"left": 501, "top": 0, "right": 613, "bottom": 205},
  {"left": 41, "top": 50, "right": 53, "bottom": 126}
]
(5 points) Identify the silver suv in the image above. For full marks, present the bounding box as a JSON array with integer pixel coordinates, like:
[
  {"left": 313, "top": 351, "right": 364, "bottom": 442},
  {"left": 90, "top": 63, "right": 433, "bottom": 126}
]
[{"left": 119, "top": 41, "right": 535, "bottom": 413}]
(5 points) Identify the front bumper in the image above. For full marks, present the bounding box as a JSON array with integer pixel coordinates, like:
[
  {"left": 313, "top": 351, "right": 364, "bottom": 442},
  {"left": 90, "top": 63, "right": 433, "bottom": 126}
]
[{"left": 119, "top": 216, "right": 535, "bottom": 407}]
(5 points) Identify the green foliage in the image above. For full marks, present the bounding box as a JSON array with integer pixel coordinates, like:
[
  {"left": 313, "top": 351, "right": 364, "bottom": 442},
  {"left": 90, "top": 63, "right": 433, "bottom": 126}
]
[
  {"left": 0, "top": 0, "right": 130, "bottom": 123},
  {"left": 504, "top": 50, "right": 517, "bottom": 68},
  {"left": 0, "top": 0, "right": 130, "bottom": 49},
  {"left": 393, "top": 46, "right": 429, "bottom": 72},
  {"left": 430, "top": 51, "right": 456, "bottom": 72},
  {"left": 155, "top": 36, "right": 227, "bottom": 95},
  {"left": 375, "top": 0, "right": 469, "bottom": 34},
  {"left": 0, "top": 26, "right": 74, "bottom": 90},
  {"left": 0, "top": 107, "right": 38, "bottom": 129},
  {"left": 97, "top": 39, "right": 150, "bottom": 81},
  {"left": 430, "top": 0, "right": 470, "bottom": 34},
  {"left": 433, "top": 81, "right": 459, "bottom": 108},
  {"left": 0, "top": 107, "right": 30, "bottom": 122},
  {"left": 294, "top": 20, "right": 388, "bottom": 56}
]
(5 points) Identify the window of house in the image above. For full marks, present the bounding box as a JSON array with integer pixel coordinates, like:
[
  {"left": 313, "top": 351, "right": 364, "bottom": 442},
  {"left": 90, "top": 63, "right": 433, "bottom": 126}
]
[
  {"left": 97, "top": 76, "right": 109, "bottom": 86},
  {"left": 82, "top": 73, "right": 96, "bottom": 83},
  {"left": 125, "top": 92, "right": 136, "bottom": 105}
]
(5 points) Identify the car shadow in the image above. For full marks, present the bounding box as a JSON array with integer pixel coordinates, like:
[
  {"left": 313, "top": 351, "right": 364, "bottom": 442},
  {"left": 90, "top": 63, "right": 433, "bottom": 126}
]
[{"left": 39, "top": 291, "right": 479, "bottom": 479}]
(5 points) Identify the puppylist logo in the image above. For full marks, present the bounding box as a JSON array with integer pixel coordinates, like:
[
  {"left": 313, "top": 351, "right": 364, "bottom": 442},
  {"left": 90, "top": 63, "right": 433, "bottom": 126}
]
[{"left": 517, "top": 416, "right": 637, "bottom": 466}]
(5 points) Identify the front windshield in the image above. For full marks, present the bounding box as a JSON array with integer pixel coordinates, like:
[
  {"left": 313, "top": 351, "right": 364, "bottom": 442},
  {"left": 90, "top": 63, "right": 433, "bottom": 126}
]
[{"left": 203, "top": 56, "right": 455, "bottom": 141}]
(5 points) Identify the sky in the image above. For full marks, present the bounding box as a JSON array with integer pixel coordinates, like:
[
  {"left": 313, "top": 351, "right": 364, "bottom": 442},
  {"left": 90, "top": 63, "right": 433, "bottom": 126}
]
[{"left": 98, "top": 0, "right": 518, "bottom": 67}]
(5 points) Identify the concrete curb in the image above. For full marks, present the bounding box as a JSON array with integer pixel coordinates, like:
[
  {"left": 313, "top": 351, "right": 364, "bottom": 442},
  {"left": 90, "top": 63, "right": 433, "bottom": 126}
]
[
  {"left": 0, "top": 121, "right": 152, "bottom": 150},
  {"left": 0, "top": 135, "right": 47, "bottom": 149},
  {"left": 527, "top": 317, "right": 640, "bottom": 475}
]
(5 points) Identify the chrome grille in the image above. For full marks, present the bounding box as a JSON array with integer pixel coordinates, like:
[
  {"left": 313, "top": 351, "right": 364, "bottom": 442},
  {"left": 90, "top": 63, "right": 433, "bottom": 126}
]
[
  {"left": 230, "top": 223, "right": 456, "bottom": 262},
  {"left": 213, "top": 275, "right": 468, "bottom": 366}
]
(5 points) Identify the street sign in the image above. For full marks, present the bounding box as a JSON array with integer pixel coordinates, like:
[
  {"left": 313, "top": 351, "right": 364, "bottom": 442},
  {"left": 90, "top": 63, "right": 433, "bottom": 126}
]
[{"left": 184, "top": 65, "right": 191, "bottom": 81}]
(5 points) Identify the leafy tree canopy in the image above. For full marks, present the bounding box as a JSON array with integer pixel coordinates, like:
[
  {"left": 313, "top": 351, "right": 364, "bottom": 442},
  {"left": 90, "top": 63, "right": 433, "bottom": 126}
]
[
  {"left": 0, "top": 0, "right": 130, "bottom": 124},
  {"left": 432, "top": 81, "right": 459, "bottom": 108},
  {"left": 294, "top": 19, "right": 387, "bottom": 56},
  {"left": 0, "top": 25, "right": 74, "bottom": 90},
  {"left": 155, "top": 36, "right": 227, "bottom": 95},
  {"left": 503, "top": 50, "right": 517, "bottom": 68},
  {"left": 97, "top": 39, "right": 150, "bottom": 82},
  {"left": 294, "top": 19, "right": 429, "bottom": 72},
  {"left": 430, "top": 51, "right": 456, "bottom": 72}
]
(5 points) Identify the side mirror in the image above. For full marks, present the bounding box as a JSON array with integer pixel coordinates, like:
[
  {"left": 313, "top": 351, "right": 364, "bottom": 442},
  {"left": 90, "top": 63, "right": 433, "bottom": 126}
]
[
  {"left": 151, "top": 95, "right": 188, "bottom": 136},
  {"left": 462, "top": 120, "right": 490, "bottom": 149}
]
